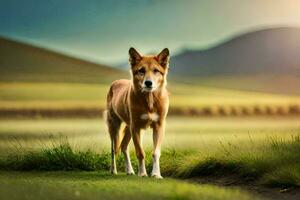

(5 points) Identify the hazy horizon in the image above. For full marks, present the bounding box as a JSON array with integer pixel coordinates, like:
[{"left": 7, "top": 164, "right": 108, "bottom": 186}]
[{"left": 1, "top": 0, "right": 300, "bottom": 66}]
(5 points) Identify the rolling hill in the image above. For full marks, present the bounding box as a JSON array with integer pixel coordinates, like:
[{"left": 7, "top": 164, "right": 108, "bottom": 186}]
[
  {"left": 171, "top": 27, "right": 300, "bottom": 76},
  {"left": 170, "top": 27, "right": 300, "bottom": 95},
  {"left": 0, "top": 36, "right": 127, "bottom": 83}
]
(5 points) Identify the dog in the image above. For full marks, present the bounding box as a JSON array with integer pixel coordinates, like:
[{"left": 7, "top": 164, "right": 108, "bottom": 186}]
[{"left": 104, "top": 47, "right": 170, "bottom": 178}]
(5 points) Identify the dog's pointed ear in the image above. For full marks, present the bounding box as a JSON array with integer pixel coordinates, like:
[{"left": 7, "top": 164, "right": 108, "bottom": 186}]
[
  {"left": 156, "top": 48, "right": 170, "bottom": 68},
  {"left": 129, "top": 47, "right": 142, "bottom": 67}
]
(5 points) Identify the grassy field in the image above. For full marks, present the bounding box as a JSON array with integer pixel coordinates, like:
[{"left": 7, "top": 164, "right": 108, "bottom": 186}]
[
  {"left": 1, "top": 82, "right": 300, "bottom": 116},
  {"left": 0, "top": 171, "right": 256, "bottom": 200},
  {"left": 0, "top": 117, "right": 300, "bottom": 199},
  {"left": 0, "top": 116, "right": 299, "bottom": 152},
  {"left": 0, "top": 117, "right": 300, "bottom": 184},
  {"left": 2, "top": 116, "right": 285, "bottom": 200}
]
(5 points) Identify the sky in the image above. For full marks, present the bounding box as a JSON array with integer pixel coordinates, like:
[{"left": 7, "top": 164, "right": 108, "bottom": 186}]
[{"left": 1, "top": 0, "right": 300, "bottom": 66}]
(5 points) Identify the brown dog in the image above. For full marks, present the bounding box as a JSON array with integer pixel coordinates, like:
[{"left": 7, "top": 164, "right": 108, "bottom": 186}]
[{"left": 104, "top": 47, "right": 170, "bottom": 178}]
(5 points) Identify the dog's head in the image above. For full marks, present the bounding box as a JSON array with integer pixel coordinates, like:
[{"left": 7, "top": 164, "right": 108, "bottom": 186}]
[{"left": 129, "top": 47, "right": 170, "bottom": 93}]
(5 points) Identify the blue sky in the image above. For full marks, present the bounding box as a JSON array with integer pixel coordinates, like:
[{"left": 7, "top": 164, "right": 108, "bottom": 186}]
[{"left": 1, "top": 0, "right": 300, "bottom": 65}]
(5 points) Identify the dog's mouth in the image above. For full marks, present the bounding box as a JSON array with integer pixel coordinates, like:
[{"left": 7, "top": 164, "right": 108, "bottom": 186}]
[{"left": 142, "top": 86, "right": 156, "bottom": 92}]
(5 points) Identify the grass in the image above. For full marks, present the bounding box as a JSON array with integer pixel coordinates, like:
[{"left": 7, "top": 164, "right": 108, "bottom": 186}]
[
  {"left": 1, "top": 82, "right": 300, "bottom": 117},
  {"left": 0, "top": 171, "right": 256, "bottom": 200},
  {"left": 0, "top": 117, "right": 299, "bottom": 152},
  {"left": 0, "top": 116, "right": 299, "bottom": 200},
  {"left": 171, "top": 136, "right": 300, "bottom": 187},
  {"left": 0, "top": 142, "right": 111, "bottom": 171},
  {"left": 1, "top": 136, "right": 300, "bottom": 188},
  {"left": 0, "top": 116, "right": 299, "bottom": 188}
]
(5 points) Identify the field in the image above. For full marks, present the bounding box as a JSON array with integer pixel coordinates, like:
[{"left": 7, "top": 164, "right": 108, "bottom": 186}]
[
  {"left": 0, "top": 116, "right": 299, "bottom": 152},
  {"left": 1, "top": 82, "right": 300, "bottom": 117},
  {"left": 0, "top": 171, "right": 255, "bottom": 200},
  {"left": 1, "top": 116, "right": 300, "bottom": 200},
  {"left": 191, "top": 74, "right": 300, "bottom": 96}
]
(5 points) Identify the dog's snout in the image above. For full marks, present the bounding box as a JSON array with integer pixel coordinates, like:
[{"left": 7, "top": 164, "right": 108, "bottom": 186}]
[{"left": 144, "top": 80, "right": 152, "bottom": 88}]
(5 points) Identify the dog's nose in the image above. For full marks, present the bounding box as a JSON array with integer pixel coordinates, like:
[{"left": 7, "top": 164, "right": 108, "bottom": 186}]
[{"left": 144, "top": 80, "right": 152, "bottom": 88}]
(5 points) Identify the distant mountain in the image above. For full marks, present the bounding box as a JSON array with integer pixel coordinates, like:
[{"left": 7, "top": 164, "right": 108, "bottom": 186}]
[
  {"left": 0, "top": 37, "right": 127, "bottom": 83},
  {"left": 171, "top": 27, "right": 300, "bottom": 76}
]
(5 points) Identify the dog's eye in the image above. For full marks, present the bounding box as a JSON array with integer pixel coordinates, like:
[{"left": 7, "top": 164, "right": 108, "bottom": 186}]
[
  {"left": 153, "top": 69, "right": 160, "bottom": 74},
  {"left": 138, "top": 68, "right": 145, "bottom": 75}
]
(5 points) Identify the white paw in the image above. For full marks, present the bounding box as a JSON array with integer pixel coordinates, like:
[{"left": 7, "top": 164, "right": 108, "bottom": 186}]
[
  {"left": 151, "top": 173, "right": 163, "bottom": 179},
  {"left": 126, "top": 170, "right": 135, "bottom": 175},
  {"left": 138, "top": 172, "right": 148, "bottom": 177},
  {"left": 111, "top": 169, "right": 117, "bottom": 175}
]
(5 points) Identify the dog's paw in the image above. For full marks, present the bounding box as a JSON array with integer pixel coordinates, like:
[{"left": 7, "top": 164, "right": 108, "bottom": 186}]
[
  {"left": 138, "top": 172, "right": 148, "bottom": 177},
  {"left": 110, "top": 170, "right": 118, "bottom": 175},
  {"left": 151, "top": 174, "right": 163, "bottom": 179},
  {"left": 126, "top": 170, "right": 135, "bottom": 175}
]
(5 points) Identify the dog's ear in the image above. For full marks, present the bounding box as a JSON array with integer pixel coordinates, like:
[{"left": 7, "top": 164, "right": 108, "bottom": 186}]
[
  {"left": 129, "top": 47, "right": 142, "bottom": 67},
  {"left": 156, "top": 48, "right": 170, "bottom": 68}
]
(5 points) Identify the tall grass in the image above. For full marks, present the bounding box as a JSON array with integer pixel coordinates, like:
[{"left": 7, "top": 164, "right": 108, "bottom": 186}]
[
  {"left": 170, "top": 135, "right": 300, "bottom": 187},
  {"left": 0, "top": 142, "right": 111, "bottom": 171},
  {"left": 1, "top": 136, "right": 300, "bottom": 188}
]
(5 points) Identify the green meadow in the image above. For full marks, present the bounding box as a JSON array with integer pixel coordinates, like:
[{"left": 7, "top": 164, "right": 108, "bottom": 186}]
[
  {"left": 0, "top": 116, "right": 299, "bottom": 152},
  {"left": 0, "top": 171, "right": 255, "bottom": 200},
  {"left": 0, "top": 116, "right": 300, "bottom": 200}
]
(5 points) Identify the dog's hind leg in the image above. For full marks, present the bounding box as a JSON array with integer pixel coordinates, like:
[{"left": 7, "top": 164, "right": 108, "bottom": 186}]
[
  {"left": 121, "top": 125, "right": 135, "bottom": 175},
  {"left": 106, "top": 110, "right": 121, "bottom": 175}
]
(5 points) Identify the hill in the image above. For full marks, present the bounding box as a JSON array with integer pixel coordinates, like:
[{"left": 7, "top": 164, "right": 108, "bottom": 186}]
[
  {"left": 0, "top": 36, "right": 127, "bottom": 83},
  {"left": 171, "top": 27, "right": 300, "bottom": 76},
  {"left": 115, "top": 27, "right": 300, "bottom": 95}
]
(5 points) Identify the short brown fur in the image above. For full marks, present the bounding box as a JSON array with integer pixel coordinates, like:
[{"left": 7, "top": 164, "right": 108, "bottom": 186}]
[{"left": 105, "top": 47, "right": 170, "bottom": 178}]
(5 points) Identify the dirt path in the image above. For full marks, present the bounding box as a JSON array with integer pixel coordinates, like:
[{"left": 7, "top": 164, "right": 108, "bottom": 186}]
[{"left": 190, "top": 176, "right": 300, "bottom": 200}]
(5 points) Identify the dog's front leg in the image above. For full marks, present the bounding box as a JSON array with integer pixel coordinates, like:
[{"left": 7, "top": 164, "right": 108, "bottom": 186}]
[
  {"left": 151, "top": 122, "right": 164, "bottom": 179},
  {"left": 131, "top": 126, "right": 148, "bottom": 177}
]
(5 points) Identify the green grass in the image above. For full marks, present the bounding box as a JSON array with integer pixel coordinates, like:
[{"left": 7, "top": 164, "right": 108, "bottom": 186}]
[
  {"left": 0, "top": 116, "right": 299, "bottom": 200},
  {"left": 0, "top": 117, "right": 300, "bottom": 188},
  {"left": 0, "top": 142, "right": 111, "bottom": 171},
  {"left": 171, "top": 136, "right": 300, "bottom": 187},
  {"left": 0, "top": 171, "right": 256, "bottom": 200},
  {"left": 1, "top": 135, "right": 300, "bottom": 188},
  {"left": 0, "top": 117, "right": 299, "bottom": 152}
]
